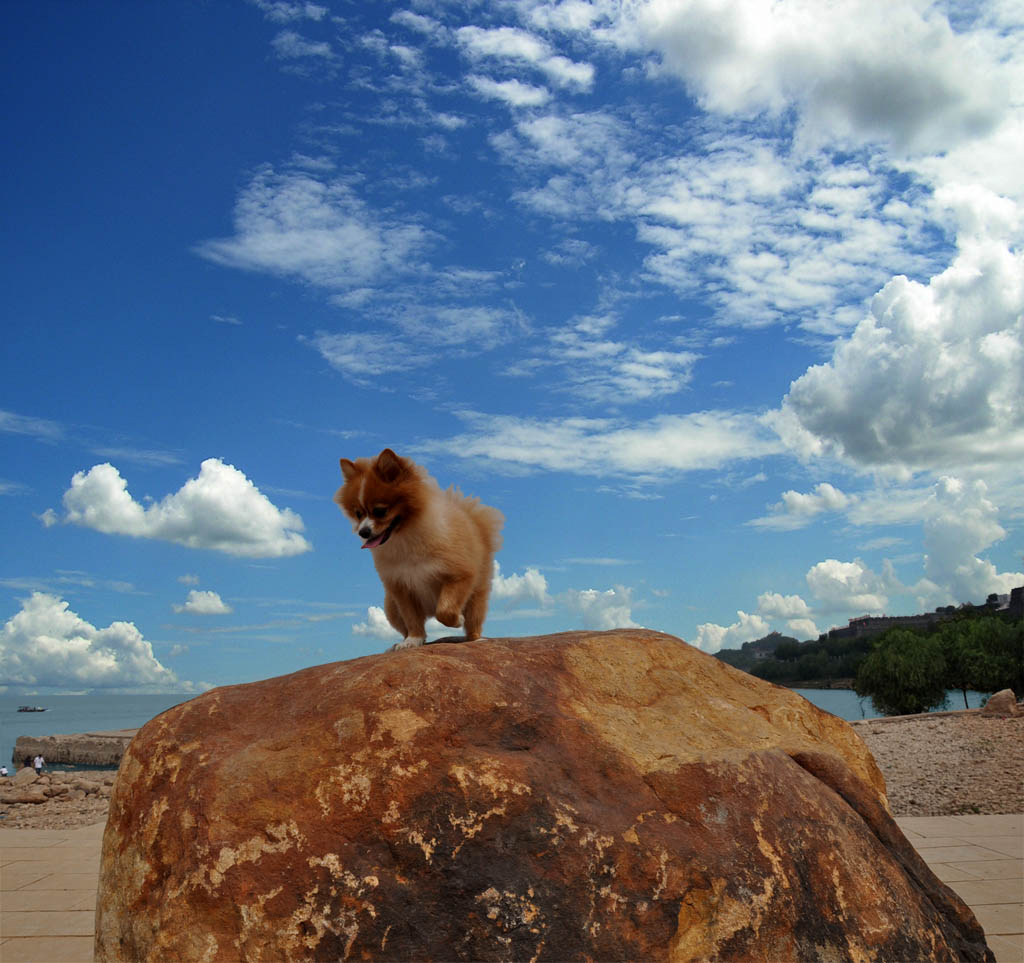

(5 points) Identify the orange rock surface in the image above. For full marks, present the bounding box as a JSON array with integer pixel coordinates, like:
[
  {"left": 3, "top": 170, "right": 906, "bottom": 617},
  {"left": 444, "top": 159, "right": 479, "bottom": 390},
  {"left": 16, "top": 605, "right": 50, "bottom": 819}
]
[{"left": 95, "top": 629, "right": 993, "bottom": 962}]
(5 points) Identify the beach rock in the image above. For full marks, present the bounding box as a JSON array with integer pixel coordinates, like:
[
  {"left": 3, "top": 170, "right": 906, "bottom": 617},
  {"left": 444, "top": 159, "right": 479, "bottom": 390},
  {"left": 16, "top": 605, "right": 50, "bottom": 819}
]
[
  {"left": 2, "top": 788, "right": 48, "bottom": 804},
  {"left": 12, "top": 766, "right": 38, "bottom": 787},
  {"left": 981, "top": 688, "right": 1018, "bottom": 717},
  {"left": 96, "top": 629, "right": 994, "bottom": 963}
]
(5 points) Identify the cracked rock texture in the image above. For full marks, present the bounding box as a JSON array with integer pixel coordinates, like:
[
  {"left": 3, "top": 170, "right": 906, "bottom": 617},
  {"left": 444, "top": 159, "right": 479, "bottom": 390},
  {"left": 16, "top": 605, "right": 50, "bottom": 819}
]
[{"left": 95, "top": 629, "right": 993, "bottom": 962}]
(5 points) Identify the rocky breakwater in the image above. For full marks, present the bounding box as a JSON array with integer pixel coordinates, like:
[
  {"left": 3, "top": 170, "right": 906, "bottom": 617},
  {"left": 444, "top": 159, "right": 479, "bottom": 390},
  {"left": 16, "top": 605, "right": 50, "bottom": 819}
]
[
  {"left": 95, "top": 629, "right": 994, "bottom": 963},
  {"left": 13, "top": 729, "right": 138, "bottom": 768},
  {"left": 1, "top": 767, "right": 115, "bottom": 828}
]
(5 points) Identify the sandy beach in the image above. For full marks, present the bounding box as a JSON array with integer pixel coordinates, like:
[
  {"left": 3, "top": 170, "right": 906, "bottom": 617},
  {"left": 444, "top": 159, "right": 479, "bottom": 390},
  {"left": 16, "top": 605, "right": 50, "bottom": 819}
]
[{"left": 852, "top": 709, "right": 1024, "bottom": 817}]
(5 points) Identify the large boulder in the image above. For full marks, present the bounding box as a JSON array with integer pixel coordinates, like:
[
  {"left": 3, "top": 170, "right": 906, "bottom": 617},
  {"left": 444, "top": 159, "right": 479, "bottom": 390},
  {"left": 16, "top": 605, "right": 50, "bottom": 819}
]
[
  {"left": 981, "top": 688, "right": 1019, "bottom": 717},
  {"left": 95, "top": 630, "right": 993, "bottom": 962}
]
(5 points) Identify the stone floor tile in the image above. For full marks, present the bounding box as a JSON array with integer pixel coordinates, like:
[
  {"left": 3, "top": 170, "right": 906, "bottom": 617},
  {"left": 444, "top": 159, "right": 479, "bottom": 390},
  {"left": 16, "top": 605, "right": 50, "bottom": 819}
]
[
  {"left": 972, "top": 903, "right": 1024, "bottom": 936},
  {"left": 0, "top": 831, "right": 72, "bottom": 847},
  {"left": 0, "top": 935, "right": 94, "bottom": 962},
  {"left": 951, "top": 860, "right": 1024, "bottom": 881},
  {"left": 7, "top": 857, "right": 101, "bottom": 876},
  {"left": 0, "top": 865, "right": 51, "bottom": 890},
  {"left": 948, "top": 877, "right": 1024, "bottom": 907},
  {"left": 0, "top": 910, "right": 95, "bottom": 938},
  {"left": 19, "top": 872, "right": 102, "bottom": 892},
  {"left": 896, "top": 815, "right": 983, "bottom": 836},
  {"left": 916, "top": 844, "right": 1015, "bottom": 863},
  {"left": 952, "top": 814, "right": 1024, "bottom": 837},
  {"left": 987, "top": 932, "right": 1024, "bottom": 963},
  {"left": 976, "top": 836, "right": 1024, "bottom": 860},
  {"left": 928, "top": 861, "right": 987, "bottom": 882},
  {"left": 1, "top": 889, "right": 96, "bottom": 912}
]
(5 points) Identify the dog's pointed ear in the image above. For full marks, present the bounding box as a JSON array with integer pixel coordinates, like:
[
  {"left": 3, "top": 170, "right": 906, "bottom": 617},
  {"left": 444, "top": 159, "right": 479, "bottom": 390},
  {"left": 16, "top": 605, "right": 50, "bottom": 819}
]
[
  {"left": 374, "top": 448, "right": 405, "bottom": 483},
  {"left": 339, "top": 458, "right": 358, "bottom": 481}
]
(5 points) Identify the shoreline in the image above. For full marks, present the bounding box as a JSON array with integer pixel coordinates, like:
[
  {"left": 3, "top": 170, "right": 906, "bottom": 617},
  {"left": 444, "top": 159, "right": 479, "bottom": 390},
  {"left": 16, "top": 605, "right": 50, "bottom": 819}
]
[{"left": 1, "top": 709, "right": 1019, "bottom": 829}]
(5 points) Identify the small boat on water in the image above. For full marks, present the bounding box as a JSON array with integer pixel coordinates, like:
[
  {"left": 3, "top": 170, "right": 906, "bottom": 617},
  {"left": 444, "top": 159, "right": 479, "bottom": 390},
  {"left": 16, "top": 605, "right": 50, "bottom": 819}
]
[{"left": 17, "top": 705, "right": 48, "bottom": 712}]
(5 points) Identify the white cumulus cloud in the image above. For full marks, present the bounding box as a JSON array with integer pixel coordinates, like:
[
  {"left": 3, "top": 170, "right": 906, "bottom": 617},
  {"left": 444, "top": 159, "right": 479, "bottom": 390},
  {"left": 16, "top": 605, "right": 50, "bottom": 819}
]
[
  {"left": 173, "top": 590, "right": 233, "bottom": 615},
  {"left": 750, "top": 483, "right": 853, "bottom": 530},
  {"left": 610, "top": 0, "right": 1007, "bottom": 152},
  {"left": 352, "top": 605, "right": 401, "bottom": 640},
  {"left": 756, "top": 592, "right": 812, "bottom": 620},
  {"left": 771, "top": 191, "right": 1024, "bottom": 474},
  {"left": 923, "top": 476, "right": 1024, "bottom": 602},
  {"left": 351, "top": 606, "right": 450, "bottom": 641},
  {"left": 491, "top": 562, "right": 552, "bottom": 607},
  {"left": 786, "top": 618, "right": 821, "bottom": 640},
  {"left": 0, "top": 593, "right": 195, "bottom": 691},
  {"left": 61, "top": 460, "right": 311, "bottom": 558},
  {"left": 564, "top": 585, "right": 639, "bottom": 630},
  {"left": 694, "top": 610, "right": 770, "bottom": 653},
  {"left": 804, "top": 559, "right": 890, "bottom": 614}
]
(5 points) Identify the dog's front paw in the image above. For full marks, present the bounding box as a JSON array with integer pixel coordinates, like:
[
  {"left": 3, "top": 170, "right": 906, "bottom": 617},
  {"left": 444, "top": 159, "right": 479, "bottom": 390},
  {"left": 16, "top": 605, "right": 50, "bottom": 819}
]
[
  {"left": 390, "top": 636, "right": 426, "bottom": 651},
  {"left": 436, "top": 609, "right": 465, "bottom": 629}
]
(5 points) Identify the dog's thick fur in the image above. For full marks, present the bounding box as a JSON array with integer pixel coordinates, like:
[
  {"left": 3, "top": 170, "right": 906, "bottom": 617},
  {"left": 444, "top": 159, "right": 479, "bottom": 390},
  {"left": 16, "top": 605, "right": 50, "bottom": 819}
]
[{"left": 335, "top": 449, "right": 504, "bottom": 649}]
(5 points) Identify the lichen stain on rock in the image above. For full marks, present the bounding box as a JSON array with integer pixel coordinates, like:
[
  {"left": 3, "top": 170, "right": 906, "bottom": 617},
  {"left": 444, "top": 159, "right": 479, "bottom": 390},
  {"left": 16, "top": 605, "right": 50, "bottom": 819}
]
[
  {"left": 96, "top": 629, "right": 994, "bottom": 962},
  {"left": 372, "top": 707, "right": 430, "bottom": 743}
]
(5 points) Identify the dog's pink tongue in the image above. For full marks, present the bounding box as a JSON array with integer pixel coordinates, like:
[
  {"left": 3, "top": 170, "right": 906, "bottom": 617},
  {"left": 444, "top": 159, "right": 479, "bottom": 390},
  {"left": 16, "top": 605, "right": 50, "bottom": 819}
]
[{"left": 362, "top": 533, "right": 384, "bottom": 549}]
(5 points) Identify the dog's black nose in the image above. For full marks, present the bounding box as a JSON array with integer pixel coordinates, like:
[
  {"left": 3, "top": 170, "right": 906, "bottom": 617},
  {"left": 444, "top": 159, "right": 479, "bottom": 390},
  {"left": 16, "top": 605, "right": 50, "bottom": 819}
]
[{"left": 359, "top": 525, "right": 373, "bottom": 539}]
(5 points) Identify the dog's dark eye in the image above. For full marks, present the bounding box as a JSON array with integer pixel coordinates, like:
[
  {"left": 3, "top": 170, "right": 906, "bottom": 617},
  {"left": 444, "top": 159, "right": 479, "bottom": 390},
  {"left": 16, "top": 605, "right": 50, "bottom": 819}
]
[
  {"left": 371, "top": 506, "right": 388, "bottom": 519},
  {"left": 354, "top": 509, "right": 365, "bottom": 520}
]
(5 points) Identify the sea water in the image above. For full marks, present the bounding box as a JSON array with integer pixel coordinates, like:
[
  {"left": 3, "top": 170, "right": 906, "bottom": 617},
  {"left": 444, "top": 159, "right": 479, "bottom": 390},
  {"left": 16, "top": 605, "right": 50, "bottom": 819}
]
[
  {"left": 795, "top": 687, "right": 988, "bottom": 720},
  {"left": 1, "top": 693, "right": 190, "bottom": 767}
]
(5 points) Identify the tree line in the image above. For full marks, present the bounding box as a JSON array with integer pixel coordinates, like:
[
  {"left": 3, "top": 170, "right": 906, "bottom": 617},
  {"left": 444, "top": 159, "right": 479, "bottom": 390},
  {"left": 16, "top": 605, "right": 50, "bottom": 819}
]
[
  {"left": 715, "top": 607, "right": 1023, "bottom": 715},
  {"left": 853, "top": 614, "right": 1023, "bottom": 715}
]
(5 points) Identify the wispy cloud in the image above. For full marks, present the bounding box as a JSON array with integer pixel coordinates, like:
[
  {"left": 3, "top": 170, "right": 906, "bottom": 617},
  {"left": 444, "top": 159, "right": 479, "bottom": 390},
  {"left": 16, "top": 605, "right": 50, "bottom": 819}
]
[
  {"left": 468, "top": 75, "right": 551, "bottom": 108},
  {"left": 250, "top": 1, "right": 327, "bottom": 25},
  {"left": 456, "top": 25, "right": 594, "bottom": 91},
  {"left": 89, "top": 446, "right": 184, "bottom": 468},
  {"left": 421, "top": 409, "right": 782, "bottom": 479},
  {"left": 195, "top": 167, "right": 434, "bottom": 294},
  {"left": 0, "top": 409, "right": 63, "bottom": 441}
]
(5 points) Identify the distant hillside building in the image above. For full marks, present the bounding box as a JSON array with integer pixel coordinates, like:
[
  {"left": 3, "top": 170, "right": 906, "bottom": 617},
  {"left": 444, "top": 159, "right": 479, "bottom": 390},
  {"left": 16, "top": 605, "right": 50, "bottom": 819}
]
[
  {"left": 824, "top": 586, "right": 1023, "bottom": 643},
  {"left": 826, "top": 612, "right": 942, "bottom": 642},
  {"left": 1010, "top": 586, "right": 1024, "bottom": 620}
]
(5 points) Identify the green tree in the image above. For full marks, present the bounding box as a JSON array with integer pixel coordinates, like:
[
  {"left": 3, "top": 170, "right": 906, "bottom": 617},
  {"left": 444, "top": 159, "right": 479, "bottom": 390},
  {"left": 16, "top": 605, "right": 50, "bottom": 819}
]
[
  {"left": 774, "top": 640, "right": 802, "bottom": 662},
  {"left": 939, "top": 620, "right": 976, "bottom": 709},
  {"left": 854, "top": 629, "right": 948, "bottom": 716},
  {"left": 959, "top": 617, "right": 1023, "bottom": 694}
]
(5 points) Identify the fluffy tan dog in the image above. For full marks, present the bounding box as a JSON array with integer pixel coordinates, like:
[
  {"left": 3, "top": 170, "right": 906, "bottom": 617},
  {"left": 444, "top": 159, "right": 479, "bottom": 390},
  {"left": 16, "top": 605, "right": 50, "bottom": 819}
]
[{"left": 335, "top": 449, "right": 504, "bottom": 649}]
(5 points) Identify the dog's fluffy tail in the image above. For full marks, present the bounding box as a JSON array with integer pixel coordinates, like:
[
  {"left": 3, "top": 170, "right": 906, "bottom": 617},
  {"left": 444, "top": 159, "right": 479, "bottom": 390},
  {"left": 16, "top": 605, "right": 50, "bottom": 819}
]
[{"left": 450, "top": 488, "right": 504, "bottom": 554}]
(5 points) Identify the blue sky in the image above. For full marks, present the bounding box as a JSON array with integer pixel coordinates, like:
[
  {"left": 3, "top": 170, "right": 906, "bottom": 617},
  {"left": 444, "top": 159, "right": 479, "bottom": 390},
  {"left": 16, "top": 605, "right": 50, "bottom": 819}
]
[{"left": 1, "top": 0, "right": 1021, "bottom": 694}]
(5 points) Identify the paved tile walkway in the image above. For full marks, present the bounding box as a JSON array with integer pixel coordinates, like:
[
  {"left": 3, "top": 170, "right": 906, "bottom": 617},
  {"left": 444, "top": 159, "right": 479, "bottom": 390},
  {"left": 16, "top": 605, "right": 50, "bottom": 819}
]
[
  {"left": 2, "top": 814, "right": 1022, "bottom": 962},
  {"left": 896, "top": 813, "right": 1024, "bottom": 963},
  {"left": 1, "top": 823, "right": 103, "bottom": 962}
]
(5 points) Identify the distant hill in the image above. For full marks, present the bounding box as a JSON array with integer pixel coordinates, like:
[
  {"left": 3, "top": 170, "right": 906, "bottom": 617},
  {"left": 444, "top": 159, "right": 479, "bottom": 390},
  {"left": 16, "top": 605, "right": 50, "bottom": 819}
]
[
  {"left": 712, "top": 587, "right": 1023, "bottom": 689},
  {"left": 714, "top": 632, "right": 797, "bottom": 673}
]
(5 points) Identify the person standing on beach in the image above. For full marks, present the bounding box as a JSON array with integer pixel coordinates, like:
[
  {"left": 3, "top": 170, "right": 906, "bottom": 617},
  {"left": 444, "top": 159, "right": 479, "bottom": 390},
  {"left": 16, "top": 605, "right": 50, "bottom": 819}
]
[{"left": 33, "top": 754, "right": 44, "bottom": 774}]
